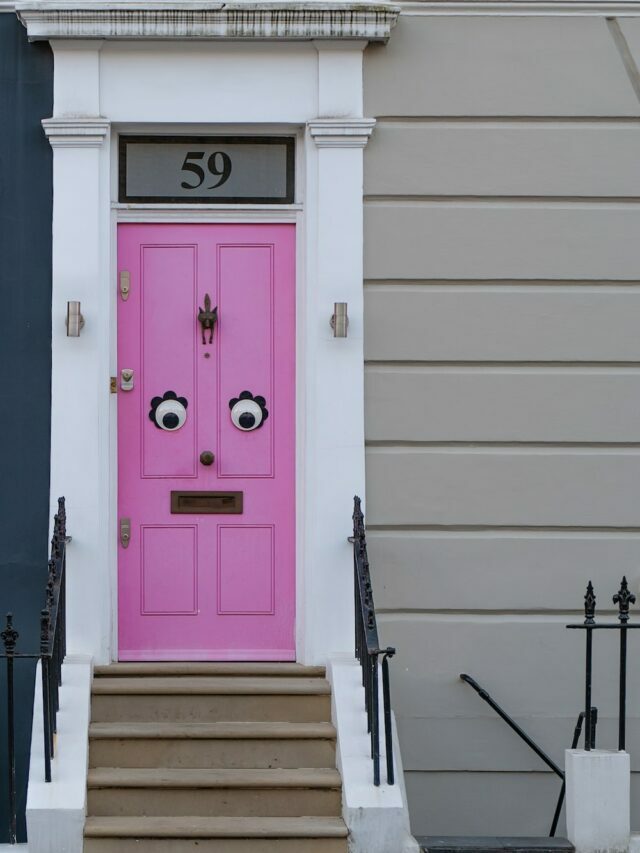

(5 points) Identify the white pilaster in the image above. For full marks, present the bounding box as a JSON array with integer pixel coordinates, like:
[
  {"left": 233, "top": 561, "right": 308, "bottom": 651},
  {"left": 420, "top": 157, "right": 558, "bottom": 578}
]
[
  {"left": 300, "top": 114, "right": 374, "bottom": 663},
  {"left": 44, "top": 45, "right": 112, "bottom": 663}
]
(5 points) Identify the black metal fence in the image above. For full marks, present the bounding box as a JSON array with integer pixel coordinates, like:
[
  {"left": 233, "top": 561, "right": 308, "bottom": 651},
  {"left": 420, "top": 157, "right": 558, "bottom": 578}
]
[
  {"left": 0, "top": 497, "right": 67, "bottom": 844},
  {"left": 567, "top": 576, "right": 639, "bottom": 752},
  {"left": 351, "top": 496, "right": 396, "bottom": 786}
]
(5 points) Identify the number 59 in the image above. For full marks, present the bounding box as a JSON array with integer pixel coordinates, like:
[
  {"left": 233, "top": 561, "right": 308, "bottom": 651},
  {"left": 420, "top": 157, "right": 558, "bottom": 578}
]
[{"left": 181, "top": 151, "right": 232, "bottom": 190}]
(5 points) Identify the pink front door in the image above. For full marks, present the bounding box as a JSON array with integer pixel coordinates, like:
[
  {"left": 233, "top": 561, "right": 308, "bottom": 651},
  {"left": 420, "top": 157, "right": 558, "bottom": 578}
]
[{"left": 117, "top": 224, "right": 296, "bottom": 661}]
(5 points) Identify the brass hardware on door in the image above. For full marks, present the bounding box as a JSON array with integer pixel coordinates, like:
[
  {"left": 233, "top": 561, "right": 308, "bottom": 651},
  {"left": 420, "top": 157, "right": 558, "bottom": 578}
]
[
  {"left": 197, "top": 294, "right": 218, "bottom": 344},
  {"left": 120, "top": 369, "right": 134, "bottom": 391},
  {"left": 119, "top": 271, "right": 130, "bottom": 301},
  {"left": 120, "top": 517, "right": 131, "bottom": 548},
  {"left": 200, "top": 450, "right": 215, "bottom": 466}
]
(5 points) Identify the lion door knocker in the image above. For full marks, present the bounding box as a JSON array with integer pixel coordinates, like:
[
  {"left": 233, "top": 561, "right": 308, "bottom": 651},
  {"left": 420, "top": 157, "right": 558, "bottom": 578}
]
[{"left": 229, "top": 391, "right": 268, "bottom": 431}]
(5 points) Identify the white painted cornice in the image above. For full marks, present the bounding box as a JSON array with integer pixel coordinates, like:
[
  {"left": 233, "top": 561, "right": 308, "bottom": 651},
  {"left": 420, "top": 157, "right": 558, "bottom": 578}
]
[
  {"left": 308, "top": 117, "right": 376, "bottom": 147},
  {"left": 42, "top": 116, "right": 110, "bottom": 147},
  {"left": 16, "top": 1, "right": 400, "bottom": 41}
]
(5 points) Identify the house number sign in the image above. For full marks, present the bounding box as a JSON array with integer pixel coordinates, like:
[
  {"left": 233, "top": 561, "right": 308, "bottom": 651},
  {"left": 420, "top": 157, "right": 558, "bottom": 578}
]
[{"left": 119, "top": 135, "right": 295, "bottom": 204}]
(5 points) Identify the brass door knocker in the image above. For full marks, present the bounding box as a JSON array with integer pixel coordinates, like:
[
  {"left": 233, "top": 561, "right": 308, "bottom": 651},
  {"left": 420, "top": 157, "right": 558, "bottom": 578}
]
[{"left": 198, "top": 294, "right": 218, "bottom": 344}]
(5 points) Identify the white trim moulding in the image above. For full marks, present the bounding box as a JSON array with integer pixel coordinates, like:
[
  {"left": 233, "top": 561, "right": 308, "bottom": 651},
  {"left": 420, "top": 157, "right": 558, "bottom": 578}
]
[{"left": 16, "top": 1, "right": 400, "bottom": 41}]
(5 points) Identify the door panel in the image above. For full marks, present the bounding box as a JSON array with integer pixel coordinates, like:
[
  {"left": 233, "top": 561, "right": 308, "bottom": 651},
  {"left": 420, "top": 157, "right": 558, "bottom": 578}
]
[{"left": 117, "top": 223, "right": 295, "bottom": 661}]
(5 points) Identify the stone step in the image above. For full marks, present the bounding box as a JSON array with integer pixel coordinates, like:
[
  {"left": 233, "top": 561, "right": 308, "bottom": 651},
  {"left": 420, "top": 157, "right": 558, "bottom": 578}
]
[
  {"left": 89, "top": 721, "right": 337, "bottom": 769},
  {"left": 84, "top": 816, "right": 348, "bottom": 853},
  {"left": 91, "top": 677, "right": 331, "bottom": 723},
  {"left": 419, "top": 838, "right": 574, "bottom": 853},
  {"left": 87, "top": 767, "right": 343, "bottom": 818},
  {"left": 94, "top": 663, "right": 326, "bottom": 678}
]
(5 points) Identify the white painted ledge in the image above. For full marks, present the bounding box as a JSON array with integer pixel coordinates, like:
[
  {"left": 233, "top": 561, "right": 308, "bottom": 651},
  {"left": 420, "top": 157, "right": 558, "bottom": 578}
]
[
  {"left": 26, "top": 656, "right": 93, "bottom": 853},
  {"left": 16, "top": 1, "right": 400, "bottom": 42},
  {"left": 327, "top": 657, "right": 419, "bottom": 853}
]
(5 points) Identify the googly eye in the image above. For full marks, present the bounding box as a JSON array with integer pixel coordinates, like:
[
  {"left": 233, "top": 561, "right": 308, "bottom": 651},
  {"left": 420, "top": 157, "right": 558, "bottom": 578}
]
[
  {"left": 149, "top": 392, "right": 188, "bottom": 431},
  {"left": 230, "top": 398, "right": 264, "bottom": 431},
  {"left": 228, "top": 392, "right": 269, "bottom": 432}
]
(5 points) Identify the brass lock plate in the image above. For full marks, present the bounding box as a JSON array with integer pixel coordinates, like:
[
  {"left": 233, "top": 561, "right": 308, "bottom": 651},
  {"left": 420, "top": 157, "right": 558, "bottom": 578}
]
[{"left": 120, "top": 517, "right": 131, "bottom": 548}]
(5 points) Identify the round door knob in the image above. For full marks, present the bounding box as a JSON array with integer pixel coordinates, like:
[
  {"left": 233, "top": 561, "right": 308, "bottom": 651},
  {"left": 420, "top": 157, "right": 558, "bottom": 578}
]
[{"left": 199, "top": 451, "right": 215, "bottom": 466}]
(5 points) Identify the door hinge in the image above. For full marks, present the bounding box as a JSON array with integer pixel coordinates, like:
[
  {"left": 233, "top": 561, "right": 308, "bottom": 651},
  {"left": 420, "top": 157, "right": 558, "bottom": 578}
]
[
  {"left": 119, "top": 271, "right": 130, "bottom": 301},
  {"left": 110, "top": 377, "right": 117, "bottom": 394}
]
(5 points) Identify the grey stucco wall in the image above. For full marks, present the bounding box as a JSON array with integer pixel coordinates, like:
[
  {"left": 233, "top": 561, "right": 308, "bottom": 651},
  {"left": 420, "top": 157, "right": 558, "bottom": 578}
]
[
  {"left": 363, "top": 13, "right": 640, "bottom": 838},
  {"left": 0, "top": 13, "right": 53, "bottom": 843}
]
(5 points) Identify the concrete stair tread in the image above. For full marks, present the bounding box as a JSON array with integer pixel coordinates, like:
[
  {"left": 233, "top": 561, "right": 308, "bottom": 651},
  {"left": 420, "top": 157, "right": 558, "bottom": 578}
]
[
  {"left": 88, "top": 767, "right": 342, "bottom": 788},
  {"left": 84, "top": 816, "right": 348, "bottom": 839},
  {"left": 94, "top": 663, "right": 325, "bottom": 678},
  {"left": 89, "top": 721, "right": 337, "bottom": 739},
  {"left": 419, "top": 839, "right": 574, "bottom": 853},
  {"left": 92, "top": 677, "right": 330, "bottom": 696}
]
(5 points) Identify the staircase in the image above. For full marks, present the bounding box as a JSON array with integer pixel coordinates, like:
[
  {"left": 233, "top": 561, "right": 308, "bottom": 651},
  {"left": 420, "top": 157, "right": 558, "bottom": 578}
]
[{"left": 83, "top": 663, "right": 348, "bottom": 852}]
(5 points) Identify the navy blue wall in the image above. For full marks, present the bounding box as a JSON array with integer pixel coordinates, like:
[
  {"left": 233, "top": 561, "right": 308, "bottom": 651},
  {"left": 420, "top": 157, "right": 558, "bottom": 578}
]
[{"left": 0, "top": 13, "right": 53, "bottom": 843}]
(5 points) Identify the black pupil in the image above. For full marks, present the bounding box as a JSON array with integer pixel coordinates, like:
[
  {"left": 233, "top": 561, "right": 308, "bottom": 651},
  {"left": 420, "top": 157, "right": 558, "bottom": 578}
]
[
  {"left": 162, "top": 412, "right": 180, "bottom": 429},
  {"left": 239, "top": 412, "right": 256, "bottom": 429}
]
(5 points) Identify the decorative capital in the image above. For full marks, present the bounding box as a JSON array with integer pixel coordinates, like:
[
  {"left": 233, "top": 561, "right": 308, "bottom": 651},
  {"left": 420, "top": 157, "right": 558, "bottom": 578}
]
[
  {"left": 308, "top": 118, "right": 376, "bottom": 148},
  {"left": 42, "top": 117, "right": 110, "bottom": 149}
]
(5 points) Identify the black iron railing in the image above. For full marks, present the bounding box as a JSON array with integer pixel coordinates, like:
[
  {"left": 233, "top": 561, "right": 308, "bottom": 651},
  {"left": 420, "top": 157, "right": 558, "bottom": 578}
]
[
  {"left": 1, "top": 498, "right": 68, "bottom": 844},
  {"left": 350, "top": 496, "right": 396, "bottom": 786},
  {"left": 461, "top": 673, "right": 597, "bottom": 837},
  {"left": 567, "top": 576, "right": 640, "bottom": 752}
]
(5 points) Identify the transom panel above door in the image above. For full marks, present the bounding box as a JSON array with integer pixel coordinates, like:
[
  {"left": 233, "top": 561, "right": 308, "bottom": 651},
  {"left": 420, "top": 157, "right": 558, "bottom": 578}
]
[{"left": 117, "top": 223, "right": 295, "bottom": 661}]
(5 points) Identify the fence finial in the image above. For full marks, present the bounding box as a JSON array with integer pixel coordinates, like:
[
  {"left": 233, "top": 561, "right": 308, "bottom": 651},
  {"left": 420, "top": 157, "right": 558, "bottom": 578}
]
[
  {"left": 584, "top": 581, "right": 596, "bottom": 625},
  {"left": 1, "top": 613, "right": 18, "bottom": 655},
  {"left": 613, "top": 576, "right": 636, "bottom": 625}
]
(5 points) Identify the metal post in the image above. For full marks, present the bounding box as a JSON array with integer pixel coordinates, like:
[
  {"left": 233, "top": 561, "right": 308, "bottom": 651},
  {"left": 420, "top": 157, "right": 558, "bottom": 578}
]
[
  {"left": 583, "top": 582, "right": 596, "bottom": 751},
  {"left": 382, "top": 651, "right": 395, "bottom": 785},
  {"left": 371, "top": 655, "right": 380, "bottom": 787},
  {"left": 614, "top": 577, "right": 635, "bottom": 751},
  {"left": 2, "top": 614, "right": 19, "bottom": 844}
]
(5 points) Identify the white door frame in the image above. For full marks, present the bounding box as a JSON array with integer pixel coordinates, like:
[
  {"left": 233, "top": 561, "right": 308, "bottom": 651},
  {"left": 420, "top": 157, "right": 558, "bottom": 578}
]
[{"left": 18, "top": 4, "right": 399, "bottom": 665}]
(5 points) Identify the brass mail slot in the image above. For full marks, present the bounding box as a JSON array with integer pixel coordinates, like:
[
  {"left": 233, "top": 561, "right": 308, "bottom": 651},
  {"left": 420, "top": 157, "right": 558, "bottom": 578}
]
[{"left": 170, "top": 491, "right": 243, "bottom": 514}]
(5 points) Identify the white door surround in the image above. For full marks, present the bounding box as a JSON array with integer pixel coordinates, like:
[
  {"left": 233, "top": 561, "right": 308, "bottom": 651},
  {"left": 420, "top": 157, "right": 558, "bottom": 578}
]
[{"left": 18, "top": 1, "right": 399, "bottom": 665}]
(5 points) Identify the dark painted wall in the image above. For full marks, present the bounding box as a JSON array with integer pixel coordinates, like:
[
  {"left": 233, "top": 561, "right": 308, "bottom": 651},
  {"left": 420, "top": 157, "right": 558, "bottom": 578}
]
[{"left": 0, "top": 13, "right": 53, "bottom": 843}]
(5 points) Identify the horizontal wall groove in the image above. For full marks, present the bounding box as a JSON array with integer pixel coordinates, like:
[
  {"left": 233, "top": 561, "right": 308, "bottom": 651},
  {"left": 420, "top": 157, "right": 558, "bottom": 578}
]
[
  {"left": 364, "top": 280, "right": 640, "bottom": 290},
  {"left": 364, "top": 363, "right": 640, "bottom": 374},
  {"left": 373, "top": 116, "right": 640, "bottom": 124},
  {"left": 365, "top": 196, "right": 640, "bottom": 207},
  {"left": 366, "top": 444, "right": 640, "bottom": 455},
  {"left": 364, "top": 360, "right": 640, "bottom": 369},
  {"left": 376, "top": 607, "right": 616, "bottom": 617},
  {"left": 377, "top": 611, "right": 615, "bottom": 623},
  {"left": 371, "top": 117, "right": 640, "bottom": 128},
  {"left": 366, "top": 524, "right": 640, "bottom": 533},
  {"left": 365, "top": 440, "right": 640, "bottom": 449}
]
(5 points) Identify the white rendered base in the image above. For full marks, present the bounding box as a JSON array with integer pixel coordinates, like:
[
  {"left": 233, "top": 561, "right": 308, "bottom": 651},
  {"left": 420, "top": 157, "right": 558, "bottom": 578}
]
[
  {"left": 327, "top": 657, "right": 419, "bottom": 853},
  {"left": 566, "top": 749, "right": 630, "bottom": 853},
  {"left": 26, "top": 656, "right": 92, "bottom": 853}
]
